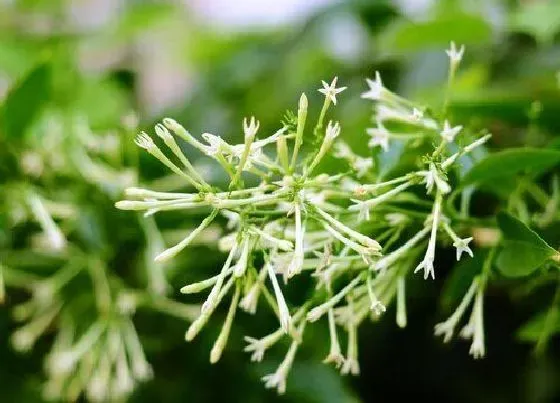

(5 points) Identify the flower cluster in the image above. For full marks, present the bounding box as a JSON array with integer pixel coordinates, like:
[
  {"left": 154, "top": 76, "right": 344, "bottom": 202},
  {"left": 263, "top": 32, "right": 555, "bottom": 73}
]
[
  {"left": 117, "top": 44, "right": 492, "bottom": 393},
  {"left": 3, "top": 114, "right": 198, "bottom": 401}
]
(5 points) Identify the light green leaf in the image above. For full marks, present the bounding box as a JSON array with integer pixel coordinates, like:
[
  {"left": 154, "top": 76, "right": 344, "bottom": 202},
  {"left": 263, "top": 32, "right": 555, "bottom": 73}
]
[
  {"left": 461, "top": 148, "right": 560, "bottom": 186},
  {"left": 496, "top": 212, "right": 557, "bottom": 278},
  {"left": 380, "top": 13, "right": 492, "bottom": 52},
  {"left": 510, "top": 2, "right": 560, "bottom": 45}
]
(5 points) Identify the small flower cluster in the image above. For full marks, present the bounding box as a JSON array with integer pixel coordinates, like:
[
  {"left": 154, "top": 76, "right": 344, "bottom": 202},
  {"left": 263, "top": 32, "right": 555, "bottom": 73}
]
[
  {"left": 118, "top": 43, "right": 491, "bottom": 392},
  {"left": 4, "top": 114, "right": 197, "bottom": 401}
]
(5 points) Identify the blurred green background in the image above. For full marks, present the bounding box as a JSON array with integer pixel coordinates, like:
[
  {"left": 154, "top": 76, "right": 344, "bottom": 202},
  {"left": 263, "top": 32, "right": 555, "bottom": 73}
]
[{"left": 1, "top": 0, "right": 560, "bottom": 402}]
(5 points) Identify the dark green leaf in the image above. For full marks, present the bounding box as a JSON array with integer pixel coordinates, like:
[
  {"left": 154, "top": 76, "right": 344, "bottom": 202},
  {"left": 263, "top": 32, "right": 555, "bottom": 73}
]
[
  {"left": 496, "top": 212, "right": 557, "bottom": 277},
  {"left": 461, "top": 148, "right": 560, "bottom": 186},
  {"left": 0, "top": 62, "right": 50, "bottom": 139}
]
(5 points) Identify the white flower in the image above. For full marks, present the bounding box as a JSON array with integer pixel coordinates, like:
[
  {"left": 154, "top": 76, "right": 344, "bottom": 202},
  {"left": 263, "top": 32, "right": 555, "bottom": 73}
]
[
  {"left": 446, "top": 41, "right": 465, "bottom": 65},
  {"left": 324, "top": 309, "right": 345, "bottom": 368},
  {"left": 262, "top": 369, "right": 288, "bottom": 394},
  {"left": 414, "top": 256, "right": 435, "bottom": 280},
  {"left": 440, "top": 120, "right": 463, "bottom": 143},
  {"left": 201, "top": 132, "right": 229, "bottom": 156},
  {"left": 361, "top": 71, "right": 384, "bottom": 100},
  {"left": 434, "top": 317, "right": 456, "bottom": 343},
  {"left": 318, "top": 77, "right": 347, "bottom": 105},
  {"left": 366, "top": 123, "right": 390, "bottom": 152},
  {"left": 468, "top": 289, "right": 485, "bottom": 359},
  {"left": 434, "top": 278, "right": 479, "bottom": 343},
  {"left": 333, "top": 141, "right": 354, "bottom": 159},
  {"left": 340, "top": 321, "right": 359, "bottom": 376},
  {"left": 134, "top": 132, "right": 155, "bottom": 150},
  {"left": 244, "top": 336, "right": 269, "bottom": 362},
  {"left": 419, "top": 163, "right": 451, "bottom": 194},
  {"left": 325, "top": 120, "right": 341, "bottom": 141},
  {"left": 353, "top": 157, "right": 373, "bottom": 178},
  {"left": 453, "top": 237, "right": 474, "bottom": 261},
  {"left": 243, "top": 116, "right": 260, "bottom": 140},
  {"left": 412, "top": 108, "right": 424, "bottom": 120},
  {"left": 267, "top": 263, "right": 292, "bottom": 333},
  {"left": 239, "top": 283, "right": 261, "bottom": 314},
  {"left": 352, "top": 200, "right": 370, "bottom": 222},
  {"left": 370, "top": 300, "right": 386, "bottom": 316}
]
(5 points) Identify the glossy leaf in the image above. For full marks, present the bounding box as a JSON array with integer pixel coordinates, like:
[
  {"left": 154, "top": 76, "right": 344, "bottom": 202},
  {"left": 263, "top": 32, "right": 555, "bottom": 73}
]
[
  {"left": 496, "top": 212, "right": 557, "bottom": 277},
  {"left": 462, "top": 148, "right": 560, "bottom": 186}
]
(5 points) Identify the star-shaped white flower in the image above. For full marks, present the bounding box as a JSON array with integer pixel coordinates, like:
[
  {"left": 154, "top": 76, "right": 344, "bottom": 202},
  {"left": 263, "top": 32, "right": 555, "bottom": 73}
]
[
  {"left": 440, "top": 120, "right": 463, "bottom": 143},
  {"left": 366, "top": 122, "right": 390, "bottom": 152},
  {"left": 446, "top": 41, "right": 465, "bottom": 65},
  {"left": 361, "top": 71, "right": 384, "bottom": 100},
  {"left": 453, "top": 237, "right": 474, "bottom": 261},
  {"left": 318, "top": 77, "right": 346, "bottom": 105}
]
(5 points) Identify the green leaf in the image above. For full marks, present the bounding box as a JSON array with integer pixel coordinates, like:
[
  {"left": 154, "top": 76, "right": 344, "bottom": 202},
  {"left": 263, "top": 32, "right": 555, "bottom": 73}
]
[
  {"left": 517, "top": 310, "right": 560, "bottom": 343},
  {"left": 0, "top": 62, "right": 51, "bottom": 140},
  {"left": 461, "top": 148, "right": 560, "bottom": 186},
  {"left": 496, "top": 212, "right": 557, "bottom": 277},
  {"left": 510, "top": 1, "right": 560, "bottom": 45},
  {"left": 380, "top": 13, "right": 492, "bottom": 52}
]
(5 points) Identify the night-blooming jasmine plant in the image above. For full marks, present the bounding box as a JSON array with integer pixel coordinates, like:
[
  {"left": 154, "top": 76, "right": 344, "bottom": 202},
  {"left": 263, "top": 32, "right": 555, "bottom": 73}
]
[{"left": 117, "top": 43, "right": 494, "bottom": 392}]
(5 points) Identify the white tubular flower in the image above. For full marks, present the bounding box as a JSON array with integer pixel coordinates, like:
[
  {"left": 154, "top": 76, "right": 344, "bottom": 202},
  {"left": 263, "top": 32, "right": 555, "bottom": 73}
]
[
  {"left": 234, "top": 236, "right": 252, "bottom": 277},
  {"left": 353, "top": 157, "right": 373, "bottom": 178},
  {"left": 355, "top": 200, "right": 370, "bottom": 222},
  {"left": 286, "top": 202, "right": 304, "bottom": 279},
  {"left": 318, "top": 77, "right": 347, "bottom": 105},
  {"left": 396, "top": 276, "right": 407, "bottom": 328},
  {"left": 446, "top": 41, "right": 465, "bottom": 66},
  {"left": 420, "top": 163, "right": 451, "bottom": 194},
  {"left": 468, "top": 287, "right": 485, "bottom": 359},
  {"left": 243, "top": 116, "right": 260, "bottom": 140},
  {"left": 201, "top": 132, "right": 229, "bottom": 156},
  {"left": 210, "top": 284, "right": 241, "bottom": 364},
  {"left": 414, "top": 193, "right": 442, "bottom": 280},
  {"left": 440, "top": 120, "right": 463, "bottom": 143},
  {"left": 366, "top": 122, "right": 390, "bottom": 152},
  {"left": 367, "top": 276, "right": 386, "bottom": 316},
  {"left": 27, "top": 194, "right": 67, "bottom": 251},
  {"left": 340, "top": 318, "right": 359, "bottom": 376},
  {"left": 454, "top": 237, "right": 474, "bottom": 261},
  {"left": 244, "top": 329, "right": 284, "bottom": 362},
  {"left": 267, "top": 262, "right": 292, "bottom": 334},
  {"left": 361, "top": 71, "right": 384, "bottom": 101},
  {"left": 434, "top": 278, "right": 479, "bottom": 342},
  {"left": 325, "top": 120, "right": 341, "bottom": 141},
  {"left": 323, "top": 308, "right": 345, "bottom": 368},
  {"left": 239, "top": 265, "right": 267, "bottom": 314},
  {"left": 134, "top": 132, "right": 156, "bottom": 151}
]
